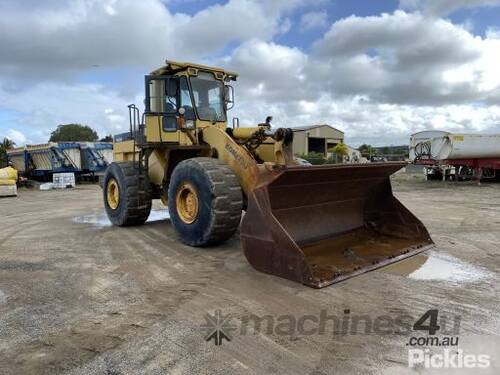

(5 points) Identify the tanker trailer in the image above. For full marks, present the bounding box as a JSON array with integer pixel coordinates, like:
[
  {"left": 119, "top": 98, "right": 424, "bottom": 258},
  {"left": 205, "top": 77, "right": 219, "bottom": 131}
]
[
  {"left": 431, "top": 133, "right": 500, "bottom": 181},
  {"left": 409, "top": 130, "right": 449, "bottom": 162},
  {"left": 409, "top": 131, "right": 452, "bottom": 180}
]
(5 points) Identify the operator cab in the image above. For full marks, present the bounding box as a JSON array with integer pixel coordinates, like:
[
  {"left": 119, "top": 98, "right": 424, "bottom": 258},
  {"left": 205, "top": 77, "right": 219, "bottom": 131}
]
[{"left": 145, "top": 60, "right": 237, "bottom": 132}]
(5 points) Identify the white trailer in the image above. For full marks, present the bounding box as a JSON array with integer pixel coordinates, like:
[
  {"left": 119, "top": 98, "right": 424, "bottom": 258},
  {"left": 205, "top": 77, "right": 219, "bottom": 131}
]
[{"left": 431, "top": 133, "right": 500, "bottom": 160}]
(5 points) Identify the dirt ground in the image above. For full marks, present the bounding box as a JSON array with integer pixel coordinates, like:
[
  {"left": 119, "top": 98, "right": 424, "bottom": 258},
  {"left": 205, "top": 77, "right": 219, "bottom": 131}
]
[{"left": 0, "top": 176, "right": 499, "bottom": 374}]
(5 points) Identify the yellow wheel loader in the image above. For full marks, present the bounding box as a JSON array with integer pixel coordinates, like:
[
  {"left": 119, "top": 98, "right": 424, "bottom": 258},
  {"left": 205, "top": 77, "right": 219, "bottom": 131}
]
[{"left": 103, "top": 60, "right": 434, "bottom": 288}]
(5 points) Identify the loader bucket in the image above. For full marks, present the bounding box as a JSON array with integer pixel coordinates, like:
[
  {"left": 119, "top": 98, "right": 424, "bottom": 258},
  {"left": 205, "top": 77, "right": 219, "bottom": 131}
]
[{"left": 240, "top": 162, "right": 434, "bottom": 288}]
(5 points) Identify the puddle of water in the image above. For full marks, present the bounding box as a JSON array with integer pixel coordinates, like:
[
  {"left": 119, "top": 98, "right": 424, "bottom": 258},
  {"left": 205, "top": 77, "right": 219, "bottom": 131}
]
[
  {"left": 73, "top": 209, "right": 170, "bottom": 228},
  {"left": 383, "top": 251, "right": 492, "bottom": 283},
  {"left": 147, "top": 209, "right": 170, "bottom": 222}
]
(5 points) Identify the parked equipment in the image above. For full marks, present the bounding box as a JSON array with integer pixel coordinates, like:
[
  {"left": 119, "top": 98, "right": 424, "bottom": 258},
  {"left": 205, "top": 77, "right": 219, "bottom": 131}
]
[
  {"left": 411, "top": 131, "right": 500, "bottom": 182},
  {"left": 431, "top": 133, "right": 500, "bottom": 160},
  {"left": 80, "top": 142, "right": 113, "bottom": 174},
  {"left": 103, "top": 60, "right": 434, "bottom": 288},
  {"left": 0, "top": 165, "right": 18, "bottom": 197},
  {"left": 409, "top": 130, "right": 449, "bottom": 163},
  {"left": 7, "top": 142, "right": 113, "bottom": 181}
]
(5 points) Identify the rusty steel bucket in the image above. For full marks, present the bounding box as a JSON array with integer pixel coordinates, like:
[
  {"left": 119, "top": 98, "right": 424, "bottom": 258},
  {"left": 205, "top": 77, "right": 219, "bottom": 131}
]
[{"left": 240, "top": 162, "right": 434, "bottom": 288}]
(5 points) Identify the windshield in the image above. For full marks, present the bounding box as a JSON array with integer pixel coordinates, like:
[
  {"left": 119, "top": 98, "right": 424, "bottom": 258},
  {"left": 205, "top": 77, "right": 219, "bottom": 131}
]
[{"left": 189, "top": 72, "right": 226, "bottom": 122}]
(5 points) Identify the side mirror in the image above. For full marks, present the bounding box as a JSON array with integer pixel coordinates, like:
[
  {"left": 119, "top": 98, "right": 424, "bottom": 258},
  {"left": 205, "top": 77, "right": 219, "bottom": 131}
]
[{"left": 225, "top": 85, "right": 234, "bottom": 110}]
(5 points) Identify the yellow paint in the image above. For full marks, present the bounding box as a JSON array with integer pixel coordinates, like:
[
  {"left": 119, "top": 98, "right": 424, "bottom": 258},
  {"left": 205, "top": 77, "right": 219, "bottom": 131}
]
[
  {"left": 175, "top": 182, "right": 199, "bottom": 224},
  {"left": 202, "top": 126, "right": 260, "bottom": 194},
  {"left": 151, "top": 60, "right": 238, "bottom": 81},
  {"left": 453, "top": 135, "right": 464, "bottom": 141},
  {"left": 149, "top": 149, "right": 168, "bottom": 186},
  {"left": 106, "top": 178, "right": 120, "bottom": 210},
  {"left": 254, "top": 141, "right": 276, "bottom": 162},
  {"left": 0, "top": 166, "right": 18, "bottom": 182},
  {"left": 232, "top": 127, "right": 261, "bottom": 139},
  {"left": 113, "top": 140, "right": 138, "bottom": 162},
  {"left": 0, "top": 179, "right": 16, "bottom": 186}
]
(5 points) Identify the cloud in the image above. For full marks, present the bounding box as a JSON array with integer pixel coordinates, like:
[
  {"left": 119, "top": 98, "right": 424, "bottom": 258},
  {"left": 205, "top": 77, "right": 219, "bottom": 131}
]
[
  {"left": 6, "top": 129, "right": 27, "bottom": 145},
  {"left": 0, "top": 0, "right": 303, "bottom": 82},
  {"left": 2, "top": 2, "right": 500, "bottom": 147},
  {"left": 0, "top": 82, "right": 134, "bottom": 144},
  {"left": 231, "top": 92, "right": 500, "bottom": 146},
  {"left": 399, "top": 0, "right": 500, "bottom": 16},
  {"left": 216, "top": 37, "right": 500, "bottom": 146},
  {"left": 0, "top": 0, "right": 309, "bottom": 144},
  {"left": 213, "top": 11, "right": 500, "bottom": 145},
  {"left": 0, "top": 0, "right": 178, "bottom": 80},
  {"left": 220, "top": 39, "right": 309, "bottom": 102},
  {"left": 300, "top": 10, "right": 328, "bottom": 31},
  {"left": 312, "top": 11, "right": 500, "bottom": 105}
]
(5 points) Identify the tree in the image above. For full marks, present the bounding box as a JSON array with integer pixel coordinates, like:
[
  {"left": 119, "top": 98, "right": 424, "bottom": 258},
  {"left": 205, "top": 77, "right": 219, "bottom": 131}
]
[
  {"left": 329, "top": 143, "right": 349, "bottom": 163},
  {"left": 49, "top": 124, "right": 98, "bottom": 142},
  {"left": 0, "top": 137, "right": 16, "bottom": 168},
  {"left": 99, "top": 135, "right": 113, "bottom": 142},
  {"left": 358, "top": 144, "right": 374, "bottom": 157}
]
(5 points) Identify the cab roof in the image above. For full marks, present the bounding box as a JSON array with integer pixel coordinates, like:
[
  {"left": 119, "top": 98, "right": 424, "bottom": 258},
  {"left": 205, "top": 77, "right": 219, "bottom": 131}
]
[{"left": 150, "top": 60, "right": 238, "bottom": 80}]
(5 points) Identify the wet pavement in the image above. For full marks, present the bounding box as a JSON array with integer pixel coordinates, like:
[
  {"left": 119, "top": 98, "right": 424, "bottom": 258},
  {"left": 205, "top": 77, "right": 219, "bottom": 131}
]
[
  {"left": 72, "top": 209, "right": 170, "bottom": 228},
  {"left": 383, "top": 251, "right": 494, "bottom": 283},
  {"left": 0, "top": 178, "right": 499, "bottom": 374}
]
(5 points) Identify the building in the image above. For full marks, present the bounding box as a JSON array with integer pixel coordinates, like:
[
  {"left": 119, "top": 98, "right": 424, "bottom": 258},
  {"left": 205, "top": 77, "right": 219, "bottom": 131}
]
[{"left": 291, "top": 125, "right": 344, "bottom": 156}]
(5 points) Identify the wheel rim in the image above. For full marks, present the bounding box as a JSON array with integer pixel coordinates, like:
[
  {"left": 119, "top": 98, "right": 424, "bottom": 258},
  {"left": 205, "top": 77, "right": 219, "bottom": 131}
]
[
  {"left": 107, "top": 178, "right": 120, "bottom": 210},
  {"left": 176, "top": 182, "right": 199, "bottom": 224}
]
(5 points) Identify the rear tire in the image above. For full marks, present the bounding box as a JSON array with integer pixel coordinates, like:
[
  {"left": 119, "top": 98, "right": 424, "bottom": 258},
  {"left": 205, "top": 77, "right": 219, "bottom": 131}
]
[
  {"left": 168, "top": 157, "right": 243, "bottom": 246},
  {"left": 103, "top": 162, "right": 152, "bottom": 226}
]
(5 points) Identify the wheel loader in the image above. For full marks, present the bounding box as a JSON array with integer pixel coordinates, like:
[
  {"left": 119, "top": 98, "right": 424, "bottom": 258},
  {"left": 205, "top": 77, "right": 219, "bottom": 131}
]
[{"left": 103, "top": 60, "right": 434, "bottom": 288}]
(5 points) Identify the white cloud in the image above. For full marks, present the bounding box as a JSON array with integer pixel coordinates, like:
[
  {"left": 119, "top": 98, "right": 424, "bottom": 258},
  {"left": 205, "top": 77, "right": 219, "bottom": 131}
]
[
  {"left": 232, "top": 93, "right": 500, "bottom": 146},
  {"left": 399, "top": 0, "right": 500, "bottom": 16},
  {"left": 215, "top": 37, "right": 500, "bottom": 146},
  {"left": 6, "top": 129, "right": 27, "bottom": 145},
  {"left": 2, "top": 2, "right": 500, "bottom": 147},
  {"left": 0, "top": 82, "right": 137, "bottom": 143},
  {"left": 0, "top": 0, "right": 305, "bottom": 81},
  {"left": 213, "top": 10, "right": 500, "bottom": 145},
  {"left": 312, "top": 11, "right": 500, "bottom": 105},
  {"left": 486, "top": 27, "right": 500, "bottom": 39},
  {"left": 300, "top": 10, "right": 328, "bottom": 31},
  {"left": 221, "top": 40, "right": 308, "bottom": 101}
]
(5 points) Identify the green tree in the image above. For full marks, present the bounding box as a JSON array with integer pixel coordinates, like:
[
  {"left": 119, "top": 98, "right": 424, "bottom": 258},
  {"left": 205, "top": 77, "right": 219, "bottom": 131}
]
[
  {"left": 49, "top": 124, "right": 98, "bottom": 142},
  {"left": 0, "top": 137, "right": 16, "bottom": 168},
  {"left": 99, "top": 135, "right": 113, "bottom": 142},
  {"left": 326, "top": 143, "right": 350, "bottom": 164},
  {"left": 358, "top": 144, "right": 374, "bottom": 157},
  {"left": 333, "top": 143, "right": 349, "bottom": 158}
]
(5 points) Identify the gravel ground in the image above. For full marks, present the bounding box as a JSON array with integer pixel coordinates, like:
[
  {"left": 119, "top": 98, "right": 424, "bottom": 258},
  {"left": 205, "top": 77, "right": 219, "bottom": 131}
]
[{"left": 0, "top": 177, "right": 498, "bottom": 374}]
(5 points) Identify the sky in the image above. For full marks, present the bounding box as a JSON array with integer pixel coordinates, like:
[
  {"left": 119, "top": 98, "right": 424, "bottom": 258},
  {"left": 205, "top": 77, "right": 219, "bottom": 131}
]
[{"left": 1, "top": 0, "right": 500, "bottom": 147}]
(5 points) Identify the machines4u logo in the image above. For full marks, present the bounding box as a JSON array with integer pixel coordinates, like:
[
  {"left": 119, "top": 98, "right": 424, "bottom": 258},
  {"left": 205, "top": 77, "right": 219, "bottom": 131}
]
[{"left": 200, "top": 310, "right": 237, "bottom": 346}]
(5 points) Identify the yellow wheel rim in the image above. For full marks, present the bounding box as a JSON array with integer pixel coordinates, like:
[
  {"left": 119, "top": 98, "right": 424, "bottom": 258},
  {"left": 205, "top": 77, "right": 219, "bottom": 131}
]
[
  {"left": 176, "top": 182, "right": 199, "bottom": 224},
  {"left": 107, "top": 178, "right": 120, "bottom": 210}
]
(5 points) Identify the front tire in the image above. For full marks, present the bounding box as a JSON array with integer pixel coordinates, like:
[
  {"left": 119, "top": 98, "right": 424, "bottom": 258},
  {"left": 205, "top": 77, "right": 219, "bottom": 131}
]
[
  {"left": 168, "top": 157, "right": 243, "bottom": 246},
  {"left": 103, "top": 162, "right": 152, "bottom": 226}
]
